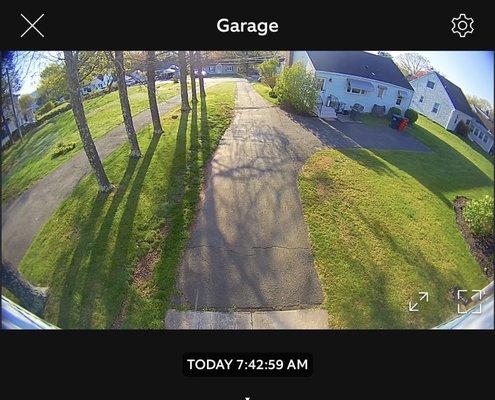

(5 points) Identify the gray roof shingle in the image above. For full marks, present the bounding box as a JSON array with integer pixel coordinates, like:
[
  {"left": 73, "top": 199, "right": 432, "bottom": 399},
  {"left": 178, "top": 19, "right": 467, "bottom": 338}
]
[
  {"left": 305, "top": 51, "right": 413, "bottom": 90},
  {"left": 435, "top": 73, "right": 479, "bottom": 121}
]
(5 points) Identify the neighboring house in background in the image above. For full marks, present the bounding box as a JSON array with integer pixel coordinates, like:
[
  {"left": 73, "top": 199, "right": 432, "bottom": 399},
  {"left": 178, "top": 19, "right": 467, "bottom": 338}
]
[
  {"left": 1, "top": 93, "right": 36, "bottom": 148},
  {"left": 410, "top": 71, "right": 494, "bottom": 155},
  {"left": 288, "top": 51, "right": 414, "bottom": 119},
  {"left": 80, "top": 74, "right": 114, "bottom": 96},
  {"left": 470, "top": 106, "right": 494, "bottom": 155},
  {"left": 204, "top": 63, "right": 237, "bottom": 75}
]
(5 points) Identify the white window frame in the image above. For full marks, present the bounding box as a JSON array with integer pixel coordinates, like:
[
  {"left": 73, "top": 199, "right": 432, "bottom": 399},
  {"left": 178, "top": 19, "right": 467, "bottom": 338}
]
[
  {"left": 347, "top": 86, "right": 366, "bottom": 95},
  {"left": 426, "top": 80, "right": 435, "bottom": 89},
  {"left": 224, "top": 65, "right": 234, "bottom": 72},
  {"left": 377, "top": 86, "right": 387, "bottom": 99},
  {"left": 432, "top": 102, "right": 440, "bottom": 113},
  {"left": 317, "top": 78, "right": 325, "bottom": 92}
]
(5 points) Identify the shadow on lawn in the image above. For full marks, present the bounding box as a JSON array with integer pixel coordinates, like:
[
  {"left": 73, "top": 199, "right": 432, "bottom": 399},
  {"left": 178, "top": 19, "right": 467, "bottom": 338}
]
[
  {"left": 331, "top": 207, "right": 452, "bottom": 329},
  {"left": 116, "top": 109, "right": 193, "bottom": 327},
  {"left": 341, "top": 122, "right": 493, "bottom": 207},
  {"left": 57, "top": 190, "right": 110, "bottom": 328}
]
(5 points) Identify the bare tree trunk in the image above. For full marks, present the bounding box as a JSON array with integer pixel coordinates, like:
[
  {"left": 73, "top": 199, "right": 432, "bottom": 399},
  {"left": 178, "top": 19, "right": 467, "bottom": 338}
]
[
  {"left": 113, "top": 51, "right": 142, "bottom": 157},
  {"left": 189, "top": 51, "right": 198, "bottom": 103},
  {"left": 0, "top": 107, "right": 14, "bottom": 144},
  {"left": 178, "top": 51, "right": 191, "bottom": 112},
  {"left": 2, "top": 258, "right": 47, "bottom": 317},
  {"left": 197, "top": 51, "right": 206, "bottom": 98},
  {"left": 64, "top": 51, "right": 113, "bottom": 192},
  {"left": 146, "top": 51, "right": 163, "bottom": 135},
  {"left": 6, "top": 70, "right": 23, "bottom": 142}
]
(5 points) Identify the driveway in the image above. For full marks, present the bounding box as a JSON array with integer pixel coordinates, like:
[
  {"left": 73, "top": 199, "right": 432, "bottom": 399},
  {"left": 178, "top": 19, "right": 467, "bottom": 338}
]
[
  {"left": 176, "top": 81, "right": 324, "bottom": 310},
  {"left": 1, "top": 77, "right": 243, "bottom": 267},
  {"left": 291, "top": 116, "right": 431, "bottom": 152}
]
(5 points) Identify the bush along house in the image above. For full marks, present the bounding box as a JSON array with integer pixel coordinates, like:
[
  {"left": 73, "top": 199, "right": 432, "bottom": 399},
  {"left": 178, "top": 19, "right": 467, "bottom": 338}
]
[
  {"left": 410, "top": 71, "right": 494, "bottom": 154},
  {"left": 287, "top": 51, "right": 414, "bottom": 119}
]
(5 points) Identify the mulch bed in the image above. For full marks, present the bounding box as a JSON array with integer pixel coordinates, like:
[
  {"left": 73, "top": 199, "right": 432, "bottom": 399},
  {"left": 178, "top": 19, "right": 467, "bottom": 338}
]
[{"left": 453, "top": 196, "right": 494, "bottom": 278}]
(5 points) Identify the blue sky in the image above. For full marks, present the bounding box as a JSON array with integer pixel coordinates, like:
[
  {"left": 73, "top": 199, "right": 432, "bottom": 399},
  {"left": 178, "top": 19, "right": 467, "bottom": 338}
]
[{"left": 19, "top": 51, "right": 494, "bottom": 106}]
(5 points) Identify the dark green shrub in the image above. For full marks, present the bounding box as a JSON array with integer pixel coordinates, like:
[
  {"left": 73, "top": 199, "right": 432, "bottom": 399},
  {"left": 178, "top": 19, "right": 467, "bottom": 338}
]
[
  {"left": 37, "top": 101, "right": 55, "bottom": 116},
  {"left": 275, "top": 63, "right": 318, "bottom": 115},
  {"left": 455, "top": 120, "right": 469, "bottom": 137},
  {"left": 387, "top": 107, "right": 402, "bottom": 119},
  {"left": 268, "top": 89, "right": 278, "bottom": 98},
  {"left": 404, "top": 108, "right": 418, "bottom": 124},
  {"left": 51, "top": 142, "right": 77, "bottom": 158},
  {"left": 36, "top": 103, "right": 72, "bottom": 124},
  {"left": 463, "top": 195, "right": 494, "bottom": 236}
]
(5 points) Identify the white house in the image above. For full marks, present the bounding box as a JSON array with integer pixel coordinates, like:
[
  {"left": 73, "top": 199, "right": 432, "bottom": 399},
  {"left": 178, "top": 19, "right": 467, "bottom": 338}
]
[
  {"left": 410, "top": 71, "right": 493, "bottom": 154},
  {"left": 469, "top": 106, "right": 494, "bottom": 155},
  {"left": 1, "top": 93, "right": 36, "bottom": 147},
  {"left": 204, "top": 63, "right": 237, "bottom": 75},
  {"left": 288, "top": 51, "right": 414, "bottom": 119},
  {"left": 80, "top": 74, "right": 113, "bottom": 96}
]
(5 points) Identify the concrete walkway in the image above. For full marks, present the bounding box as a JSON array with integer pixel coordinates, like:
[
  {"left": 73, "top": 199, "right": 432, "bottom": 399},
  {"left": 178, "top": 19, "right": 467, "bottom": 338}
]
[
  {"left": 165, "top": 308, "right": 329, "bottom": 329},
  {"left": 2, "top": 78, "right": 242, "bottom": 266},
  {"left": 176, "top": 82, "right": 325, "bottom": 312}
]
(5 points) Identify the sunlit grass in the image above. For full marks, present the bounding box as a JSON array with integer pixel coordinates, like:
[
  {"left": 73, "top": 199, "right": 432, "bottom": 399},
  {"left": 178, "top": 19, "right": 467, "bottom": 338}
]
[
  {"left": 19, "top": 83, "right": 236, "bottom": 329},
  {"left": 2, "top": 82, "right": 180, "bottom": 202},
  {"left": 299, "top": 115, "right": 493, "bottom": 329}
]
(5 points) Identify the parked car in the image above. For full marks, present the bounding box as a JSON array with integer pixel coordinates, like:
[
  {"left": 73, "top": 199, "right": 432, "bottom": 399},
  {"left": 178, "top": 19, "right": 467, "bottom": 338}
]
[{"left": 125, "top": 75, "right": 137, "bottom": 86}]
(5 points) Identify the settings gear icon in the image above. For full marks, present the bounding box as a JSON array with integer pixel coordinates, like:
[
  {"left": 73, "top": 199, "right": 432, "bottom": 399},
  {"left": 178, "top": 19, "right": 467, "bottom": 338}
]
[{"left": 451, "top": 13, "right": 474, "bottom": 37}]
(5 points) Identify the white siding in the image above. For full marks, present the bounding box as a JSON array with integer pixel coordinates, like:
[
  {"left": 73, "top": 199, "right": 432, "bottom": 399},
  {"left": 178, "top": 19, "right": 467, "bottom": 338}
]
[
  {"left": 315, "top": 71, "right": 412, "bottom": 114},
  {"left": 468, "top": 122, "right": 494, "bottom": 154},
  {"left": 410, "top": 72, "right": 455, "bottom": 129}
]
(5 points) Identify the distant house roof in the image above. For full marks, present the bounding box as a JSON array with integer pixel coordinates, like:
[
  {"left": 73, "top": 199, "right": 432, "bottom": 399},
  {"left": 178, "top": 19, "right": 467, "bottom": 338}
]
[
  {"left": 305, "top": 51, "right": 413, "bottom": 90},
  {"left": 472, "top": 105, "right": 494, "bottom": 134},
  {"left": 433, "top": 72, "right": 478, "bottom": 120}
]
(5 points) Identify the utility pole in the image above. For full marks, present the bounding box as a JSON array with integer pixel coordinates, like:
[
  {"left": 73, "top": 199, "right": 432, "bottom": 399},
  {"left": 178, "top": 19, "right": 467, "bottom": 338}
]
[{"left": 6, "top": 68, "right": 23, "bottom": 142}]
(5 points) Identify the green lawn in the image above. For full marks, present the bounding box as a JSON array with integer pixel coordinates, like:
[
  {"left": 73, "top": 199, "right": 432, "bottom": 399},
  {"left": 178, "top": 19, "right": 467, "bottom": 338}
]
[
  {"left": 2, "top": 82, "right": 180, "bottom": 202},
  {"left": 252, "top": 82, "right": 280, "bottom": 105},
  {"left": 299, "top": 114, "right": 493, "bottom": 329},
  {"left": 19, "top": 83, "right": 236, "bottom": 329}
]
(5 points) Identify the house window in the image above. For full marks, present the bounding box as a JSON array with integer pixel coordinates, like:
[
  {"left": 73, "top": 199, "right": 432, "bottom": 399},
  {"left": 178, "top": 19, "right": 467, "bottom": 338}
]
[
  {"left": 317, "top": 78, "right": 325, "bottom": 92},
  {"left": 466, "top": 120, "right": 471, "bottom": 126},
  {"left": 454, "top": 115, "right": 459, "bottom": 124},
  {"left": 225, "top": 65, "right": 233, "bottom": 72},
  {"left": 432, "top": 102, "right": 440, "bottom": 113},
  {"left": 483, "top": 134, "right": 489, "bottom": 143},
  {"left": 377, "top": 86, "right": 387, "bottom": 98},
  {"left": 426, "top": 80, "right": 435, "bottom": 89},
  {"left": 419, "top": 95, "right": 424, "bottom": 103},
  {"left": 396, "top": 95, "right": 403, "bottom": 105},
  {"left": 208, "top": 66, "right": 215, "bottom": 73},
  {"left": 347, "top": 87, "right": 365, "bottom": 95}
]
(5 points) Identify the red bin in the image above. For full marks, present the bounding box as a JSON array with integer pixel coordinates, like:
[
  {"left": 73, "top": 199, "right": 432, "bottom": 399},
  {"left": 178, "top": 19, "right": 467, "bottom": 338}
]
[{"left": 399, "top": 118, "right": 409, "bottom": 131}]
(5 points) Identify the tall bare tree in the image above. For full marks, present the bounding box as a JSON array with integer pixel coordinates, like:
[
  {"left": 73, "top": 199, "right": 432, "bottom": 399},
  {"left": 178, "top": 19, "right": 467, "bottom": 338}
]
[
  {"left": 197, "top": 51, "right": 206, "bottom": 98},
  {"left": 146, "top": 51, "right": 163, "bottom": 135},
  {"left": 2, "top": 258, "right": 47, "bottom": 317},
  {"left": 395, "top": 52, "right": 431, "bottom": 78},
  {"left": 64, "top": 51, "right": 113, "bottom": 192},
  {"left": 111, "top": 51, "right": 141, "bottom": 157},
  {"left": 178, "top": 51, "right": 191, "bottom": 112},
  {"left": 189, "top": 51, "right": 198, "bottom": 103},
  {"left": 5, "top": 67, "right": 23, "bottom": 141}
]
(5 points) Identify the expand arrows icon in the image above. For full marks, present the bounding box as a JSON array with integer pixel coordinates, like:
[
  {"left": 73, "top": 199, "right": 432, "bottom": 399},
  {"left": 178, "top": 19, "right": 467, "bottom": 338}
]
[{"left": 408, "top": 291, "right": 429, "bottom": 312}]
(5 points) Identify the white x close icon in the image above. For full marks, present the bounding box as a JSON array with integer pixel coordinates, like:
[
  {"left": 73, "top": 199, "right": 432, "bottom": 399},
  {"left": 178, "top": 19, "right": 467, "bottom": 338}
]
[{"left": 20, "top": 13, "right": 45, "bottom": 38}]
